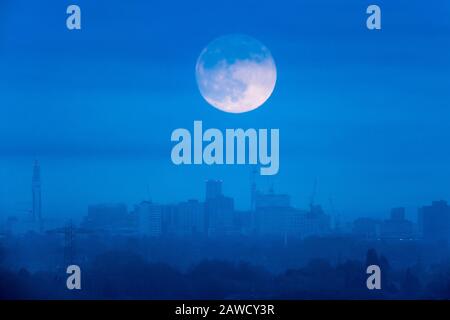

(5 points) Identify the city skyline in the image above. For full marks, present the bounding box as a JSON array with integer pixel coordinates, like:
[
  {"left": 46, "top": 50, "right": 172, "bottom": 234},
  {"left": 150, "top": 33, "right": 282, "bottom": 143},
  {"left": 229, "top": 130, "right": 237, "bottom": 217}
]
[
  {"left": 3, "top": 159, "right": 450, "bottom": 225},
  {"left": 3, "top": 159, "right": 450, "bottom": 243}
]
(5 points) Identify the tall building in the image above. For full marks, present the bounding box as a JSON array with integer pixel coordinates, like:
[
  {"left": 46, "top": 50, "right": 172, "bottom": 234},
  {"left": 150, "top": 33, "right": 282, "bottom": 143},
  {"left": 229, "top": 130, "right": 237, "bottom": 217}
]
[
  {"left": 136, "top": 201, "right": 162, "bottom": 237},
  {"left": 160, "top": 200, "right": 206, "bottom": 237},
  {"left": 205, "top": 196, "right": 234, "bottom": 236},
  {"left": 204, "top": 180, "right": 235, "bottom": 236},
  {"left": 164, "top": 200, "right": 205, "bottom": 236},
  {"left": 380, "top": 207, "right": 414, "bottom": 239},
  {"left": 353, "top": 218, "right": 380, "bottom": 239},
  {"left": 254, "top": 188, "right": 330, "bottom": 238},
  {"left": 303, "top": 204, "right": 331, "bottom": 237},
  {"left": 32, "top": 160, "right": 42, "bottom": 223},
  {"left": 418, "top": 200, "right": 450, "bottom": 242},
  {"left": 254, "top": 189, "right": 291, "bottom": 235},
  {"left": 83, "top": 203, "right": 134, "bottom": 231},
  {"left": 255, "top": 190, "right": 291, "bottom": 209}
]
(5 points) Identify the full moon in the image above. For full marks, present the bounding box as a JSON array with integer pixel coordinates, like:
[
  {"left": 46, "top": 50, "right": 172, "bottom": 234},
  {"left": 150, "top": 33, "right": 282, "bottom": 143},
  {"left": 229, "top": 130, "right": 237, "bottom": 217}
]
[{"left": 195, "top": 34, "right": 277, "bottom": 113}]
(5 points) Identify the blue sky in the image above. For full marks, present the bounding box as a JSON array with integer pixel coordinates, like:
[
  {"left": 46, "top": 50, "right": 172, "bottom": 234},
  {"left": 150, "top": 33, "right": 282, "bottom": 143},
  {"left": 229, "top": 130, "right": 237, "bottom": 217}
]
[{"left": 1, "top": 0, "right": 450, "bottom": 220}]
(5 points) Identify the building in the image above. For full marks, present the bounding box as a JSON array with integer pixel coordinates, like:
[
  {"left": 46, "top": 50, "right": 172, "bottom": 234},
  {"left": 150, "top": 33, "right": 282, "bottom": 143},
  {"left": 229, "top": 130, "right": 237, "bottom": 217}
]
[
  {"left": 380, "top": 207, "right": 414, "bottom": 239},
  {"left": 255, "top": 190, "right": 290, "bottom": 235},
  {"left": 418, "top": 200, "right": 450, "bottom": 242},
  {"left": 255, "top": 191, "right": 290, "bottom": 209},
  {"left": 233, "top": 210, "right": 252, "bottom": 235},
  {"left": 82, "top": 203, "right": 135, "bottom": 232},
  {"left": 253, "top": 188, "right": 290, "bottom": 235},
  {"left": 302, "top": 205, "right": 331, "bottom": 237},
  {"left": 205, "top": 195, "right": 235, "bottom": 236},
  {"left": 162, "top": 200, "right": 204, "bottom": 236},
  {"left": 135, "top": 201, "right": 162, "bottom": 237},
  {"left": 352, "top": 218, "right": 380, "bottom": 239},
  {"left": 177, "top": 200, "right": 204, "bottom": 235},
  {"left": 204, "top": 180, "right": 235, "bottom": 236},
  {"left": 254, "top": 188, "right": 330, "bottom": 238}
]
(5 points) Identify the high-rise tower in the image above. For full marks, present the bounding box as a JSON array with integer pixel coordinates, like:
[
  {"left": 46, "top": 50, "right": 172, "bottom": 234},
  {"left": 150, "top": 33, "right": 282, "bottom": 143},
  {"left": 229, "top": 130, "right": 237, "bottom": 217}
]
[{"left": 32, "top": 160, "right": 42, "bottom": 223}]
